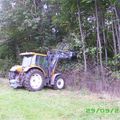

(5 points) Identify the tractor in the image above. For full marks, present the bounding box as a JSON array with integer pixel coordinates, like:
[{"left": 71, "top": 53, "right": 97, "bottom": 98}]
[{"left": 9, "top": 50, "right": 76, "bottom": 91}]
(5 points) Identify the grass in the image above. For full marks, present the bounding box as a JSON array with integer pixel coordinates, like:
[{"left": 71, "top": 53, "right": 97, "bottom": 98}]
[{"left": 0, "top": 79, "right": 120, "bottom": 120}]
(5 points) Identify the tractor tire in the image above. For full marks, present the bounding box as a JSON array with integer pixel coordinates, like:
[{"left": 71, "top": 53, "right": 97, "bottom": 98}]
[
  {"left": 23, "top": 69, "right": 44, "bottom": 91},
  {"left": 53, "top": 76, "right": 65, "bottom": 90}
]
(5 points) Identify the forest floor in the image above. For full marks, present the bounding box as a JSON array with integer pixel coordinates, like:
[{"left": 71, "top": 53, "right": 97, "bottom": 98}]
[{"left": 0, "top": 78, "right": 120, "bottom": 120}]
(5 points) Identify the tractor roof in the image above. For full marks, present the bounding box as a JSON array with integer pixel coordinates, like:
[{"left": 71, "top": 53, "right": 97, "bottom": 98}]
[{"left": 19, "top": 52, "right": 47, "bottom": 56}]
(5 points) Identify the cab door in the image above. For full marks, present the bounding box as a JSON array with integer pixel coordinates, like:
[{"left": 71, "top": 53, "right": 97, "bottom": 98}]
[{"left": 36, "top": 55, "right": 49, "bottom": 73}]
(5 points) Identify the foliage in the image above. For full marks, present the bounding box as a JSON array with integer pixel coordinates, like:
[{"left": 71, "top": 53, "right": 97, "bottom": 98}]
[
  {"left": 0, "top": 0, "right": 59, "bottom": 61},
  {"left": 0, "top": 0, "right": 120, "bottom": 74}
]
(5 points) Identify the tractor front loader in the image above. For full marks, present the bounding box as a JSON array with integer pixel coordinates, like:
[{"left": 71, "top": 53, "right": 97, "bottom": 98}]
[{"left": 9, "top": 50, "right": 76, "bottom": 91}]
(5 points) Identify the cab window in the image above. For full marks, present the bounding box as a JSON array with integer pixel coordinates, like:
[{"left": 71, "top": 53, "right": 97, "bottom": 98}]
[{"left": 36, "top": 56, "right": 48, "bottom": 68}]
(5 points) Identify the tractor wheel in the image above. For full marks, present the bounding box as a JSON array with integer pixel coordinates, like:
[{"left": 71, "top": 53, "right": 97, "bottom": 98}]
[
  {"left": 23, "top": 69, "right": 44, "bottom": 91},
  {"left": 53, "top": 76, "right": 65, "bottom": 90}
]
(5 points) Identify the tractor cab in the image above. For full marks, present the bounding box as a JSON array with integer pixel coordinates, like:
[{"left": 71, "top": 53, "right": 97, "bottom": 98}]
[{"left": 20, "top": 52, "right": 48, "bottom": 68}]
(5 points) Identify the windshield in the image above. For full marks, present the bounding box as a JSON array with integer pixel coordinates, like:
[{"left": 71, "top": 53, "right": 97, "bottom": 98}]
[{"left": 22, "top": 55, "right": 33, "bottom": 67}]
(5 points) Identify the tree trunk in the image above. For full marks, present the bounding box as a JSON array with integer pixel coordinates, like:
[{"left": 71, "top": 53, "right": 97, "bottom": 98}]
[
  {"left": 77, "top": 0, "right": 87, "bottom": 72},
  {"left": 114, "top": 6, "right": 120, "bottom": 54},
  {"left": 103, "top": 28, "right": 108, "bottom": 66},
  {"left": 112, "top": 21, "right": 117, "bottom": 58},
  {"left": 101, "top": 6, "right": 108, "bottom": 66},
  {"left": 95, "top": 0, "right": 103, "bottom": 76}
]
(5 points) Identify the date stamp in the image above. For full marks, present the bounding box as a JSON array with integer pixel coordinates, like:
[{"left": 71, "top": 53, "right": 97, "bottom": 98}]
[{"left": 86, "top": 108, "right": 119, "bottom": 114}]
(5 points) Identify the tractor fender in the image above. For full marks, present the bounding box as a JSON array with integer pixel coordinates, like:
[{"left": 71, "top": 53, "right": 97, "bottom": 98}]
[
  {"left": 51, "top": 73, "right": 61, "bottom": 85},
  {"left": 23, "top": 66, "right": 46, "bottom": 76}
]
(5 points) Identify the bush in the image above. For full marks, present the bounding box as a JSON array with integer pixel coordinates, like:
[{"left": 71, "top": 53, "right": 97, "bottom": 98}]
[{"left": 0, "top": 57, "right": 14, "bottom": 77}]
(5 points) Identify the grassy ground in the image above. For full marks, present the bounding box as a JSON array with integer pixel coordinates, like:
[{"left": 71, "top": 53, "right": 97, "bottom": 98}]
[{"left": 0, "top": 78, "right": 120, "bottom": 120}]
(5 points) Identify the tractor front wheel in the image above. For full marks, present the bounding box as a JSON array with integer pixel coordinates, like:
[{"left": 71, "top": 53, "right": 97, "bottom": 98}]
[
  {"left": 53, "top": 76, "right": 65, "bottom": 90},
  {"left": 23, "top": 69, "right": 44, "bottom": 91}
]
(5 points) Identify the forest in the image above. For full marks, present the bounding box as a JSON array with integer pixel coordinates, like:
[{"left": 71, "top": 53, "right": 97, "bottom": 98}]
[{"left": 0, "top": 0, "right": 120, "bottom": 82}]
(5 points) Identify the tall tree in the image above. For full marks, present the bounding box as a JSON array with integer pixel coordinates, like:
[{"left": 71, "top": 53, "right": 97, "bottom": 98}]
[{"left": 77, "top": 0, "right": 87, "bottom": 72}]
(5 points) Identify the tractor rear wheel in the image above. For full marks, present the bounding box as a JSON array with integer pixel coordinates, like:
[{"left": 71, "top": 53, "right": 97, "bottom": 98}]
[
  {"left": 53, "top": 76, "right": 65, "bottom": 90},
  {"left": 23, "top": 69, "right": 44, "bottom": 91}
]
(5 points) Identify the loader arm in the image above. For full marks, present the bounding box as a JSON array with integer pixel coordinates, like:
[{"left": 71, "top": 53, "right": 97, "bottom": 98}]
[{"left": 48, "top": 51, "right": 76, "bottom": 76}]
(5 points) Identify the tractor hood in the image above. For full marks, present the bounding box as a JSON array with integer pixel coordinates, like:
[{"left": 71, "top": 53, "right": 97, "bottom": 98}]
[{"left": 10, "top": 65, "right": 23, "bottom": 73}]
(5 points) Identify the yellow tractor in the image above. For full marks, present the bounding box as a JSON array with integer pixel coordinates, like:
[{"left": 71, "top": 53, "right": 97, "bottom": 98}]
[{"left": 9, "top": 50, "right": 76, "bottom": 91}]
